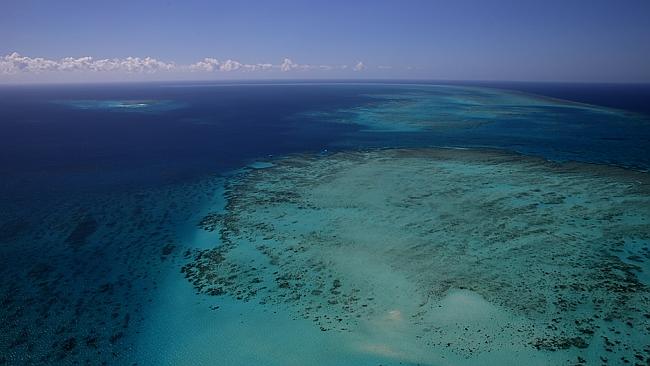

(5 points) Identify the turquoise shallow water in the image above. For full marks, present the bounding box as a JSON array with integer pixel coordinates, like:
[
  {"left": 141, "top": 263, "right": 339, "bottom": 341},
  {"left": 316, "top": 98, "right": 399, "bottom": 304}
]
[{"left": 1, "top": 83, "right": 649, "bottom": 365}]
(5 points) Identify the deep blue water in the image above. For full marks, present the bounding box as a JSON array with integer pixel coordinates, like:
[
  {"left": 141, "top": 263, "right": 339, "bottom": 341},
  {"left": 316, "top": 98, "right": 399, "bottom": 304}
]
[
  {"left": 0, "top": 83, "right": 367, "bottom": 199},
  {"left": 1, "top": 81, "right": 649, "bottom": 199},
  {"left": 1, "top": 81, "right": 649, "bottom": 365}
]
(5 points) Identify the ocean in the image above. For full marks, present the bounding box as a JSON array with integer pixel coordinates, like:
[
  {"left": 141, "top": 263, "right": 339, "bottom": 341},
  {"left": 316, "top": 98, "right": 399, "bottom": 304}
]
[{"left": 1, "top": 81, "right": 649, "bottom": 365}]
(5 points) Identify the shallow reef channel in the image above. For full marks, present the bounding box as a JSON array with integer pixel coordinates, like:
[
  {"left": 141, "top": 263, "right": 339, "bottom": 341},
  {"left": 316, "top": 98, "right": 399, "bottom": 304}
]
[{"left": 185, "top": 148, "right": 650, "bottom": 366}]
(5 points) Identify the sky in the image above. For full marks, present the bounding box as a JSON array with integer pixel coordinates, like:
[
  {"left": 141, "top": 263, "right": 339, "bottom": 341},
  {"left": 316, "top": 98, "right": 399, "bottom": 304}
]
[{"left": 1, "top": 0, "right": 649, "bottom": 83}]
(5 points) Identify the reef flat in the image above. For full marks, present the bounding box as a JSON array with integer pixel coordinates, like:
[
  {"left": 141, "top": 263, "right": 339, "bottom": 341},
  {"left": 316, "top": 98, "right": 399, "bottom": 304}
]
[{"left": 185, "top": 148, "right": 650, "bottom": 365}]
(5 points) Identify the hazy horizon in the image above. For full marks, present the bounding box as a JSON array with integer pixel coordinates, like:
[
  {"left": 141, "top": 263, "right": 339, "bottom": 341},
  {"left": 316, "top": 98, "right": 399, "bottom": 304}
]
[{"left": 3, "top": 77, "right": 650, "bottom": 87}]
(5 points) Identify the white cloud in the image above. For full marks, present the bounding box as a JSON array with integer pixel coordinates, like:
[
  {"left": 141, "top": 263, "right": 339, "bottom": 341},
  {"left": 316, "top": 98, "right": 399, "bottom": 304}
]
[
  {"left": 189, "top": 58, "right": 220, "bottom": 72},
  {"left": 1, "top": 52, "right": 59, "bottom": 73},
  {"left": 191, "top": 57, "right": 301, "bottom": 73},
  {"left": 0, "top": 52, "right": 174, "bottom": 74},
  {"left": 219, "top": 59, "right": 242, "bottom": 72},
  {"left": 280, "top": 58, "right": 299, "bottom": 72},
  {"left": 0, "top": 52, "right": 379, "bottom": 76},
  {"left": 245, "top": 63, "right": 273, "bottom": 71},
  {"left": 279, "top": 58, "right": 322, "bottom": 72},
  {"left": 118, "top": 57, "right": 175, "bottom": 73},
  {"left": 189, "top": 58, "right": 274, "bottom": 72}
]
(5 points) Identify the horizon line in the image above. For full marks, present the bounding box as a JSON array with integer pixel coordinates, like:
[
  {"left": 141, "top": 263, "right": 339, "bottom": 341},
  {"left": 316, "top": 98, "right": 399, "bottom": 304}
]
[{"left": 2, "top": 78, "right": 650, "bottom": 87}]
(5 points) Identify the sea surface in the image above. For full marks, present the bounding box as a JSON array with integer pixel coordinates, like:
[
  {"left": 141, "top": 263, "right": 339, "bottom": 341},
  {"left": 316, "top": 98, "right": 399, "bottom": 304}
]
[{"left": 0, "top": 81, "right": 649, "bottom": 365}]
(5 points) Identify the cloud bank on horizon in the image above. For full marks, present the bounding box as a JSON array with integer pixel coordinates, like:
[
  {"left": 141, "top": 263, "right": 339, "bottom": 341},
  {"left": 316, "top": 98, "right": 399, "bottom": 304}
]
[{"left": 0, "top": 52, "right": 367, "bottom": 76}]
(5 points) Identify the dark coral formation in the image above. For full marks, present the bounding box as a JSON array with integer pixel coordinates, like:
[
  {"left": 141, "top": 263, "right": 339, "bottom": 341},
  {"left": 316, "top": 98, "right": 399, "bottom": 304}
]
[
  {"left": 65, "top": 215, "right": 98, "bottom": 249},
  {"left": 0, "top": 176, "right": 223, "bottom": 365}
]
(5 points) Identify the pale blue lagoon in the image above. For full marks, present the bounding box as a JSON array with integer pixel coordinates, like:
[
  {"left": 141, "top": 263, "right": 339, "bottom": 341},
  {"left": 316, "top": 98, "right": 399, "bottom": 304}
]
[{"left": 1, "top": 82, "right": 649, "bottom": 365}]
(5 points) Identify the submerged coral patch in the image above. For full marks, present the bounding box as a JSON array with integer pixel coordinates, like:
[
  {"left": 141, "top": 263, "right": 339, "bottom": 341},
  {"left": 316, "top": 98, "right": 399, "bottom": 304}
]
[
  {"left": 185, "top": 148, "right": 650, "bottom": 365},
  {"left": 0, "top": 177, "right": 224, "bottom": 365},
  {"left": 297, "top": 85, "right": 650, "bottom": 170},
  {"left": 55, "top": 99, "right": 186, "bottom": 113},
  {"left": 301, "top": 85, "right": 639, "bottom": 133}
]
